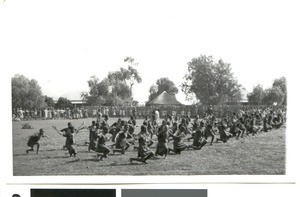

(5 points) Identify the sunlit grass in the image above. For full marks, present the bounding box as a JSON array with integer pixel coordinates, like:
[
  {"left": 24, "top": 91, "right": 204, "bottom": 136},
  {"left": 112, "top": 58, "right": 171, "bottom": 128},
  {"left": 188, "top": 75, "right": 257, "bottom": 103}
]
[{"left": 13, "top": 118, "right": 285, "bottom": 175}]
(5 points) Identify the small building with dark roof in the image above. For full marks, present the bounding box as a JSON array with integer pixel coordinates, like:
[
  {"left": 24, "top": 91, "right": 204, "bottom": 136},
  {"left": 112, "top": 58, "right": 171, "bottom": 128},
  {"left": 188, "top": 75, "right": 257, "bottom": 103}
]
[{"left": 146, "top": 91, "right": 182, "bottom": 106}]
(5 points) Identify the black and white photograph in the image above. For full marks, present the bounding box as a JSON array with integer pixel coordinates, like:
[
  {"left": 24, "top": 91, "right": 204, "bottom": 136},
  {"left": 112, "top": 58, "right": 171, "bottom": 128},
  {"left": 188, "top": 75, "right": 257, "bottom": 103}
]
[
  {"left": 1, "top": 0, "right": 299, "bottom": 185},
  {"left": 3, "top": 0, "right": 294, "bottom": 176}
]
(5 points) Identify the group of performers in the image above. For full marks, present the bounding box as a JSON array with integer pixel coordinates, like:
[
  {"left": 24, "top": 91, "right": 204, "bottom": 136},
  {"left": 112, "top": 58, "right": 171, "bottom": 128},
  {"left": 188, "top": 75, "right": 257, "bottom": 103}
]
[{"left": 25, "top": 106, "right": 286, "bottom": 164}]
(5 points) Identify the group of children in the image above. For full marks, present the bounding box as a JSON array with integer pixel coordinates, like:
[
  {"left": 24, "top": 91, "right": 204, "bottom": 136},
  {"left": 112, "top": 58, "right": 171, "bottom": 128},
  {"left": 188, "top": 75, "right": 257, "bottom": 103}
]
[{"left": 25, "top": 106, "right": 286, "bottom": 165}]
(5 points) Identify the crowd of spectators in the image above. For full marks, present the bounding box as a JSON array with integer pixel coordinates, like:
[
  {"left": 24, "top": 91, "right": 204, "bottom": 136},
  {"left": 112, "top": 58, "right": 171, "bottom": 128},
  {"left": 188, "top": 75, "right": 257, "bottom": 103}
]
[
  {"left": 12, "top": 104, "right": 286, "bottom": 121},
  {"left": 12, "top": 108, "right": 89, "bottom": 121}
]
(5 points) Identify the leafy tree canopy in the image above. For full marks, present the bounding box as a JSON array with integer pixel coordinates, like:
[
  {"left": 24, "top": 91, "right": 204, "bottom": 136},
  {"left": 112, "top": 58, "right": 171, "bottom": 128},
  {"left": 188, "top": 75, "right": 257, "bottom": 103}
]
[
  {"left": 247, "top": 84, "right": 265, "bottom": 105},
  {"left": 247, "top": 77, "right": 287, "bottom": 106},
  {"left": 12, "top": 74, "right": 45, "bottom": 109},
  {"left": 44, "top": 95, "right": 55, "bottom": 108},
  {"left": 182, "top": 55, "right": 242, "bottom": 105},
  {"left": 148, "top": 77, "right": 178, "bottom": 101},
  {"left": 55, "top": 97, "right": 73, "bottom": 109},
  {"left": 82, "top": 57, "right": 142, "bottom": 106}
]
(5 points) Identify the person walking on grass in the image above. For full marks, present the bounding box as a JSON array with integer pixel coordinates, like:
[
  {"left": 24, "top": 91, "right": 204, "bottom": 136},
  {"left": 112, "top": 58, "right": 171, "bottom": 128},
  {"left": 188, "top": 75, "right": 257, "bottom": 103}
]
[{"left": 25, "top": 128, "right": 48, "bottom": 154}]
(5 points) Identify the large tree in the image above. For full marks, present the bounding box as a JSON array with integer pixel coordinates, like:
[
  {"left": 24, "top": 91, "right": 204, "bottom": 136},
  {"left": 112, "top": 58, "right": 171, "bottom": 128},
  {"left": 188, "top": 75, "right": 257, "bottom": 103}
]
[
  {"left": 55, "top": 97, "right": 73, "bottom": 109},
  {"left": 148, "top": 77, "right": 178, "bottom": 101},
  {"left": 272, "top": 77, "right": 287, "bottom": 105},
  {"left": 82, "top": 57, "right": 142, "bottom": 106},
  {"left": 182, "top": 55, "right": 242, "bottom": 105},
  {"left": 11, "top": 74, "right": 45, "bottom": 109},
  {"left": 262, "top": 87, "right": 285, "bottom": 105},
  {"left": 44, "top": 95, "right": 56, "bottom": 108},
  {"left": 247, "top": 77, "right": 287, "bottom": 106},
  {"left": 247, "top": 84, "right": 265, "bottom": 105}
]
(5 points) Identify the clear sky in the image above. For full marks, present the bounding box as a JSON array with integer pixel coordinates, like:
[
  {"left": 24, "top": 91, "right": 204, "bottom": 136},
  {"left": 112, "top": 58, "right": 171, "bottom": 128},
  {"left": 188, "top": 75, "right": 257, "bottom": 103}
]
[{"left": 1, "top": 0, "right": 299, "bottom": 105}]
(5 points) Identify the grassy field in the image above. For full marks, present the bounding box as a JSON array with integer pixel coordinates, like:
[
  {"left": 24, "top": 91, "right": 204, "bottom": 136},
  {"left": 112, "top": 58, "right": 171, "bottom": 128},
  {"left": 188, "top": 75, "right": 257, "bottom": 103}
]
[{"left": 13, "top": 118, "right": 285, "bottom": 176}]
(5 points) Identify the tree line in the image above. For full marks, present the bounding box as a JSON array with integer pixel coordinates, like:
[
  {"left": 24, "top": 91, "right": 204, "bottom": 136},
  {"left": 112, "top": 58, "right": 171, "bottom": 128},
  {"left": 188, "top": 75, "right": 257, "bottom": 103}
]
[
  {"left": 247, "top": 77, "right": 287, "bottom": 105},
  {"left": 11, "top": 55, "right": 287, "bottom": 109},
  {"left": 11, "top": 74, "right": 74, "bottom": 109}
]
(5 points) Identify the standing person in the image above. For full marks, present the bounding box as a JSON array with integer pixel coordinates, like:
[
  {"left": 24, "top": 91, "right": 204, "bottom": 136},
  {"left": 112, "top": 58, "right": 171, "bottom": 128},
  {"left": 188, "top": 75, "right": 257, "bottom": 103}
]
[
  {"left": 112, "top": 107, "right": 116, "bottom": 117},
  {"left": 79, "top": 108, "right": 83, "bottom": 118},
  {"left": 155, "top": 120, "right": 169, "bottom": 159},
  {"left": 44, "top": 108, "right": 48, "bottom": 119},
  {"left": 130, "top": 124, "right": 154, "bottom": 164},
  {"left": 119, "top": 107, "right": 122, "bottom": 118},
  {"left": 37, "top": 108, "right": 42, "bottom": 119},
  {"left": 86, "top": 121, "right": 98, "bottom": 151},
  {"left": 122, "top": 107, "right": 126, "bottom": 117},
  {"left": 17, "top": 109, "right": 23, "bottom": 120},
  {"left": 84, "top": 108, "right": 89, "bottom": 118},
  {"left": 92, "top": 108, "right": 97, "bottom": 117},
  {"left": 66, "top": 107, "right": 71, "bottom": 119},
  {"left": 105, "top": 107, "right": 110, "bottom": 118},
  {"left": 48, "top": 108, "right": 52, "bottom": 119},
  {"left": 154, "top": 108, "right": 160, "bottom": 122},
  {"left": 52, "top": 122, "right": 85, "bottom": 157},
  {"left": 96, "top": 108, "right": 102, "bottom": 124},
  {"left": 25, "top": 128, "right": 48, "bottom": 154},
  {"left": 132, "top": 107, "right": 136, "bottom": 119},
  {"left": 51, "top": 108, "right": 55, "bottom": 119},
  {"left": 41, "top": 108, "right": 45, "bottom": 119}
]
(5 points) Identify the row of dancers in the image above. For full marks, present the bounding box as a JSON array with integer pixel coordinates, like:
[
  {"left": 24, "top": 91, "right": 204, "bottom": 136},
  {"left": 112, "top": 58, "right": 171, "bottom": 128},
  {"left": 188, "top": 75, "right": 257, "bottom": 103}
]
[{"left": 25, "top": 107, "right": 285, "bottom": 164}]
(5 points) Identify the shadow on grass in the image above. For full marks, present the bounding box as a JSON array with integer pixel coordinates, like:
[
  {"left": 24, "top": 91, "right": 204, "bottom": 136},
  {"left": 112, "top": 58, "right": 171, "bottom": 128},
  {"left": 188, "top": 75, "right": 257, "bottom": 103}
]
[
  {"left": 13, "top": 153, "right": 29, "bottom": 157},
  {"left": 38, "top": 148, "right": 68, "bottom": 152},
  {"left": 77, "top": 144, "right": 89, "bottom": 147},
  {"left": 109, "top": 162, "right": 145, "bottom": 166},
  {"left": 40, "top": 155, "right": 71, "bottom": 159},
  {"left": 65, "top": 158, "right": 81, "bottom": 164}
]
